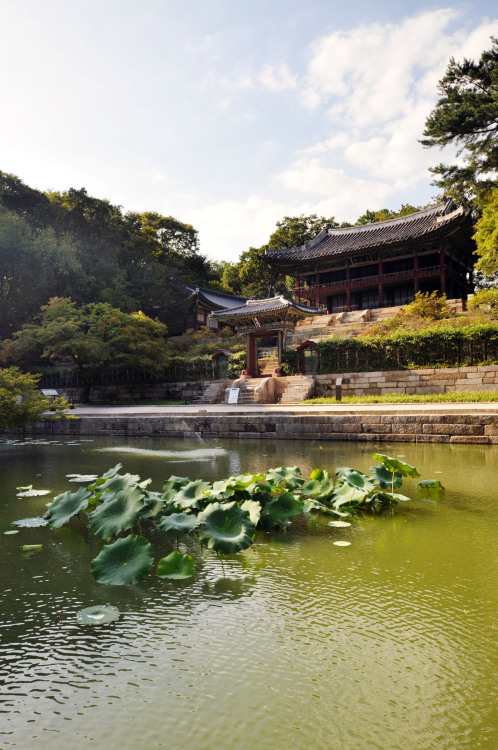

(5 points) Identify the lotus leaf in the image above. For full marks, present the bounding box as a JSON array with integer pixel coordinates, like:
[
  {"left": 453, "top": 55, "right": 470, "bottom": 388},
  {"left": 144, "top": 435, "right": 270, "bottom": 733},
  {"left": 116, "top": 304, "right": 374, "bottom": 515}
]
[
  {"left": 240, "top": 499, "right": 262, "bottom": 525},
  {"left": 163, "top": 475, "right": 190, "bottom": 493},
  {"left": 77, "top": 604, "right": 120, "bottom": 625},
  {"left": 332, "top": 483, "right": 368, "bottom": 509},
  {"left": 266, "top": 493, "right": 304, "bottom": 524},
  {"left": 140, "top": 491, "right": 164, "bottom": 519},
  {"left": 299, "top": 475, "right": 336, "bottom": 498},
  {"left": 158, "top": 512, "right": 200, "bottom": 533},
  {"left": 97, "top": 472, "right": 141, "bottom": 495},
  {"left": 67, "top": 474, "right": 98, "bottom": 483},
  {"left": 198, "top": 502, "right": 255, "bottom": 554},
  {"left": 88, "top": 487, "right": 146, "bottom": 539},
  {"left": 157, "top": 550, "right": 195, "bottom": 579},
  {"left": 46, "top": 487, "right": 91, "bottom": 528},
  {"left": 4, "top": 530, "right": 19, "bottom": 535},
  {"left": 370, "top": 465, "right": 403, "bottom": 490},
  {"left": 333, "top": 541, "right": 351, "bottom": 547},
  {"left": 21, "top": 544, "right": 43, "bottom": 551},
  {"left": 12, "top": 517, "right": 49, "bottom": 527},
  {"left": 174, "top": 479, "right": 212, "bottom": 510},
  {"left": 91, "top": 534, "right": 154, "bottom": 585},
  {"left": 373, "top": 453, "right": 420, "bottom": 478},
  {"left": 337, "top": 469, "right": 375, "bottom": 492},
  {"left": 266, "top": 466, "right": 304, "bottom": 489},
  {"left": 328, "top": 520, "right": 351, "bottom": 528},
  {"left": 417, "top": 479, "right": 445, "bottom": 489},
  {"left": 16, "top": 488, "right": 51, "bottom": 498}
]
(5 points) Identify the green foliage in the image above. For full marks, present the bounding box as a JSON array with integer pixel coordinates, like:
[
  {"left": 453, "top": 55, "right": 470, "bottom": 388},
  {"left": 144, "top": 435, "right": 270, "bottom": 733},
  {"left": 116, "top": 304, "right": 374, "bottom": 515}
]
[
  {"left": 421, "top": 38, "right": 498, "bottom": 207},
  {"left": 228, "top": 350, "right": 246, "bottom": 378},
  {"left": 355, "top": 204, "right": 423, "bottom": 225},
  {"left": 28, "top": 456, "right": 439, "bottom": 585},
  {"left": 474, "top": 188, "right": 498, "bottom": 275},
  {"left": 305, "top": 391, "right": 498, "bottom": 404},
  {"left": 315, "top": 322, "right": 498, "bottom": 373},
  {"left": 157, "top": 551, "right": 195, "bottom": 579},
  {"left": 403, "top": 291, "right": 450, "bottom": 319},
  {"left": 2, "top": 298, "right": 169, "bottom": 400},
  {"left": 0, "top": 366, "right": 70, "bottom": 432},
  {"left": 467, "top": 287, "right": 498, "bottom": 312}
]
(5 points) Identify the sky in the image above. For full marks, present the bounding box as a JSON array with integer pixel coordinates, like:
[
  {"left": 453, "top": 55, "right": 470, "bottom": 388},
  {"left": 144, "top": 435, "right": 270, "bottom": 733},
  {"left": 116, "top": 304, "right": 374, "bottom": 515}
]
[{"left": 0, "top": 0, "right": 496, "bottom": 262}]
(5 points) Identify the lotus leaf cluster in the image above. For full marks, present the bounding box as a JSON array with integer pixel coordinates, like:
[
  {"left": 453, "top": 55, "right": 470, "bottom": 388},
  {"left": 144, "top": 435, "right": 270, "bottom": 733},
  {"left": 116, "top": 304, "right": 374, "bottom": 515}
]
[{"left": 10, "top": 453, "right": 441, "bottom": 587}]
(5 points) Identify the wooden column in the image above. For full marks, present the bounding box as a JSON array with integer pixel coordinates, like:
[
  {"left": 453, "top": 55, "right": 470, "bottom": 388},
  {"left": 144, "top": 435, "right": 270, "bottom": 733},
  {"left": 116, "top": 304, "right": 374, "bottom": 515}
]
[
  {"left": 378, "top": 258, "right": 384, "bottom": 307},
  {"left": 315, "top": 269, "right": 320, "bottom": 308},
  {"left": 346, "top": 265, "right": 351, "bottom": 309},
  {"left": 295, "top": 274, "right": 301, "bottom": 304},
  {"left": 440, "top": 248, "right": 446, "bottom": 294},
  {"left": 414, "top": 251, "right": 419, "bottom": 293}
]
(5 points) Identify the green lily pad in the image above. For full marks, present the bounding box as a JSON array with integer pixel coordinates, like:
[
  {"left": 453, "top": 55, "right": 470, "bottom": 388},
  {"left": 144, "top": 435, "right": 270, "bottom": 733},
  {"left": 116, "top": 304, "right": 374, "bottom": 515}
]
[
  {"left": 46, "top": 487, "right": 91, "bottom": 528},
  {"left": 332, "top": 483, "right": 368, "bottom": 509},
  {"left": 417, "top": 479, "right": 445, "bottom": 489},
  {"left": 174, "top": 479, "right": 212, "bottom": 510},
  {"left": 240, "top": 499, "right": 262, "bottom": 525},
  {"left": 91, "top": 534, "right": 154, "bottom": 585},
  {"left": 158, "top": 512, "right": 200, "bottom": 533},
  {"left": 198, "top": 501, "right": 255, "bottom": 554},
  {"left": 4, "top": 529, "right": 19, "bottom": 535},
  {"left": 157, "top": 550, "right": 195, "bottom": 579},
  {"left": 370, "top": 465, "right": 403, "bottom": 489},
  {"left": 333, "top": 541, "right": 351, "bottom": 547},
  {"left": 66, "top": 474, "right": 98, "bottom": 483},
  {"left": 266, "top": 466, "right": 304, "bottom": 489},
  {"left": 16, "top": 488, "right": 51, "bottom": 498},
  {"left": 77, "top": 605, "right": 120, "bottom": 625},
  {"left": 328, "top": 520, "right": 351, "bottom": 528},
  {"left": 373, "top": 453, "right": 420, "bottom": 478},
  {"left": 337, "top": 469, "right": 375, "bottom": 492},
  {"left": 266, "top": 493, "right": 304, "bottom": 524},
  {"left": 162, "top": 475, "right": 190, "bottom": 493},
  {"left": 21, "top": 544, "right": 43, "bottom": 551},
  {"left": 88, "top": 487, "right": 146, "bottom": 539},
  {"left": 12, "top": 517, "right": 49, "bottom": 527}
]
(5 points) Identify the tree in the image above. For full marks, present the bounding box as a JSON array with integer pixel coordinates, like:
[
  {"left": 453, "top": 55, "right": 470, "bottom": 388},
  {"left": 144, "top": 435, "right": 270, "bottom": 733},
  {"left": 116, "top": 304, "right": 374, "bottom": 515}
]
[
  {"left": 0, "top": 367, "right": 69, "bottom": 432},
  {"left": 2, "top": 298, "right": 169, "bottom": 402},
  {"left": 355, "top": 204, "right": 423, "bottom": 225},
  {"left": 474, "top": 187, "right": 498, "bottom": 275},
  {"left": 267, "top": 214, "right": 336, "bottom": 249},
  {"left": 421, "top": 38, "right": 498, "bottom": 207}
]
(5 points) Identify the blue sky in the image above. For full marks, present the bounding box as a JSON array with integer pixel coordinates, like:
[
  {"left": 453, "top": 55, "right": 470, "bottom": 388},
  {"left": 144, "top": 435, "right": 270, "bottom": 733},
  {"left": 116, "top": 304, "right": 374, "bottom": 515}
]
[{"left": 0, "top": 1, "right": 496, "bottom": 261}]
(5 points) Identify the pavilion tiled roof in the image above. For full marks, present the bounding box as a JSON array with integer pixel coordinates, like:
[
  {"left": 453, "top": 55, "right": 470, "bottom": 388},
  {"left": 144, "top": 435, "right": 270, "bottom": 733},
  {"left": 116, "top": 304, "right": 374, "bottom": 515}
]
[
  {"left": 185, "top": 285, "right": 247, "bottom": 310},
  {"left": 264, "top": 199, "right": 472, "bottom": 267},
  {"left": 210, "top": 295, "right": 321, "bottom": 321}
]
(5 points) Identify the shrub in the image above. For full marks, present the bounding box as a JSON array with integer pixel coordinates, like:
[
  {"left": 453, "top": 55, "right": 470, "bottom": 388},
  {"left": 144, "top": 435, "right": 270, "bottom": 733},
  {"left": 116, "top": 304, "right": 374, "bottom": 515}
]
[{"left": 467, "top": 289, "right": 498, "bottom": 313}]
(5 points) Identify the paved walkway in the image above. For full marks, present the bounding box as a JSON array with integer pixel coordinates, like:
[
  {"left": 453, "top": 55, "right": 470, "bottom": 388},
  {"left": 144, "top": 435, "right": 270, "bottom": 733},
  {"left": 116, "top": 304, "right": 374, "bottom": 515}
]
[{"left": 72, "top": 402, "right": 498, "bottom": 417}]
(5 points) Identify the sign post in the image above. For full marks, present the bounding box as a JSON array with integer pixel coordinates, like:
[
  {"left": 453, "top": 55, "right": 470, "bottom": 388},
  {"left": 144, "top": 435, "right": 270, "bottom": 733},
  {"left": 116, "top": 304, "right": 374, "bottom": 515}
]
[{"left": 228, "top": 388, "right": 240, "bottom": 405}]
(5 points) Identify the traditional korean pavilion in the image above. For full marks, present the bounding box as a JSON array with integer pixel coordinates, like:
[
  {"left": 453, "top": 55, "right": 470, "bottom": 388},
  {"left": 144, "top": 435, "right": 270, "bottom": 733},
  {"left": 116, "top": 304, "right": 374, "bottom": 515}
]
[
  {"left": 210, "top": 296, "right": 320, "bottom": 376},
  {"left": 264, "top": 198, "right": 475, "bottom": 312},
  {"left": 167, "top": 285, "right": 247, "bottom": 335}
]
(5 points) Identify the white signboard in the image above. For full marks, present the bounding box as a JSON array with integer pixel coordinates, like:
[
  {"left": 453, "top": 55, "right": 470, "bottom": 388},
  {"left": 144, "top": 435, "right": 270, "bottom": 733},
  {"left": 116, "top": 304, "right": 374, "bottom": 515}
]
[{"left": 228, "top": 388, "right": 240, "bottom": 404}]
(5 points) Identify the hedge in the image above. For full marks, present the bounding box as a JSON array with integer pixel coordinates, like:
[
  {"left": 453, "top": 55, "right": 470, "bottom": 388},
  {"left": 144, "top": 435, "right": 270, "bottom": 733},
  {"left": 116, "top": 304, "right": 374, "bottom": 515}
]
[{"left": 281, "top": 323, "right": 498, "bottom": 376}]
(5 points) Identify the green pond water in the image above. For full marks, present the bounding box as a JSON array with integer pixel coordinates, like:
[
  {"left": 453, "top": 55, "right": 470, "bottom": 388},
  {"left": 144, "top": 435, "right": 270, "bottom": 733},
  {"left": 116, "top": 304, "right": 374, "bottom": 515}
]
[{"left": 0, "top": 435, "right": 497, "bottom": 750}]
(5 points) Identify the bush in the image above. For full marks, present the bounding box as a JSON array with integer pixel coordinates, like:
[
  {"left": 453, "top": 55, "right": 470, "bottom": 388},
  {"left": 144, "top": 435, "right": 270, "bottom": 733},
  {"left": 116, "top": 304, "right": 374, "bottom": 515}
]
[
  {"left": 467, "top": 289, "right": 498, "bottom": 313},
  {"left": 403, "top": 291, "right": 450, "bottom": 319},
  {"left": 228, "top": 351, "right": 246, "bottom": 378}
]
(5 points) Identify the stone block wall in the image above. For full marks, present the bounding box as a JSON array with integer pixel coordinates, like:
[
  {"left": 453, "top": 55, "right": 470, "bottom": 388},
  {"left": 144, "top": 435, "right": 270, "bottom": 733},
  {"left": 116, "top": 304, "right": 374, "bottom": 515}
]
[{"left": 314, "top": 365, "right": 498, "bottom": 397}]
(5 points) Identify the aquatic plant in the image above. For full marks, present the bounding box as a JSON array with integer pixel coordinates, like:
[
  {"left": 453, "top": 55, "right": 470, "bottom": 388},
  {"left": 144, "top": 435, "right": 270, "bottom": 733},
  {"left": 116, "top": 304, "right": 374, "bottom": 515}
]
[{"left": 13, "top": 455, "right": 441, "bottom": 586}]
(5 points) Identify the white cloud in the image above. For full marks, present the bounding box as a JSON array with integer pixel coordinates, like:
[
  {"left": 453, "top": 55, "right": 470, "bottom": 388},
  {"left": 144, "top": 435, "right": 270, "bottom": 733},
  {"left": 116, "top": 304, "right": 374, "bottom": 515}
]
[{"left": 259, "top": 63, "right": 297, "bottom": 92}]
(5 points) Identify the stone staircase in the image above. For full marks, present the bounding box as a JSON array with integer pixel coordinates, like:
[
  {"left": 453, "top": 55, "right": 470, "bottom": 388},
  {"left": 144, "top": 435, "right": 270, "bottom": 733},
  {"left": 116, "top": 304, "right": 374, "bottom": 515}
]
[
  {"left": 258, "top": 357, "right": 279, "bottom": 376},
  {"left": 279, "top": 375, "right": 315, "bottom": 404},
  {"left": 235, "top": 379, "right": 264, "bottom": 404},
  {"left": 193, "top": 379, "right": 229, "bottom": 404}
]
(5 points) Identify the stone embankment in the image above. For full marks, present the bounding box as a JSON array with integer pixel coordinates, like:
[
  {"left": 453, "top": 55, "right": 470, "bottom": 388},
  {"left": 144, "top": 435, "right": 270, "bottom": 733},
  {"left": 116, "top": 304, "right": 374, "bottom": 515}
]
[
  {"left": 315, "top": 365, "right": 498, "bottom": 397},
  {"left": 15, "top": 407, "right": 498, "bottom": 445}
]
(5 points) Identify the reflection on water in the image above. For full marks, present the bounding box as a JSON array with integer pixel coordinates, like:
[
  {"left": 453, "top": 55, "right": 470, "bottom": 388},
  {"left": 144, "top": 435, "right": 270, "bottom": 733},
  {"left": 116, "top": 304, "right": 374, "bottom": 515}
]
[
  {"left": 0, "top": 436, "right": 497, "bottom": 750},
  {"left": 98, "top": 446, "right": 227, "bottom": 460}
]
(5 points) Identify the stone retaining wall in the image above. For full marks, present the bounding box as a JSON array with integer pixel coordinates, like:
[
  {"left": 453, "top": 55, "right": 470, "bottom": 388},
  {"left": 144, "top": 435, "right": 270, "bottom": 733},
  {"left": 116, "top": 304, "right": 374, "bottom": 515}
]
[
  {"left": 58, "top": 381, "right": 208, "bottom": 403},
  {"left": 16, "top": 412, "right": 498, "bottom": 445},
  {"left": 314, "top": 365, "right": 498, "bottom": 397}
]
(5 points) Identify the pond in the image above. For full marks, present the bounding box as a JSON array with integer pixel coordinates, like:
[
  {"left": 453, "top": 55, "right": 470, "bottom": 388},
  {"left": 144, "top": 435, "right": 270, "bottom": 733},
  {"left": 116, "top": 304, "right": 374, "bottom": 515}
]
[{"left": 1, "top": 436, "right": 497, "bottom": 750}]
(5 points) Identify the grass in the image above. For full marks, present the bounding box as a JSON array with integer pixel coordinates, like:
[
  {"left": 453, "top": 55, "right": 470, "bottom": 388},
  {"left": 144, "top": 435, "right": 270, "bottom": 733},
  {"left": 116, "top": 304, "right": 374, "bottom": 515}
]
[{"left": 304, "top": 391, "right": 498, "bottom": 404}]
